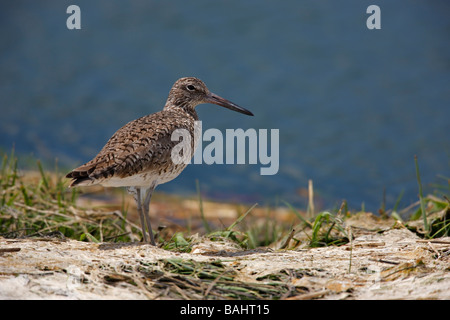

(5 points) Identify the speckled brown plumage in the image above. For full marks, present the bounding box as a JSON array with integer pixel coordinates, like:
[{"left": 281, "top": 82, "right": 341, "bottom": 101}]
[
  {"left": 66, "top": 109, "right": 197, "bottom": 187},
  {"left": 66, "top": 77, "right": 253, "bottom": 245}
]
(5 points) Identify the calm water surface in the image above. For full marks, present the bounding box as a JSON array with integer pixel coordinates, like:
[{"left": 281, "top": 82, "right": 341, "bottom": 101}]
[{"left": 1, "top": 1, "right": 449, "bottom": 212}]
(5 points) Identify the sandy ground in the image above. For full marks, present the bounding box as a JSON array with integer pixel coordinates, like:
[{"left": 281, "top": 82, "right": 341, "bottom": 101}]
[{"left": 1, "top": 217, "right": 449, "bottom": 300}]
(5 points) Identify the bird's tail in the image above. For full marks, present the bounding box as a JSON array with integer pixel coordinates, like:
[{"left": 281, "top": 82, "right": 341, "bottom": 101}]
[{"left": 66, "top": 163, "right": 98, "bottom": 187}]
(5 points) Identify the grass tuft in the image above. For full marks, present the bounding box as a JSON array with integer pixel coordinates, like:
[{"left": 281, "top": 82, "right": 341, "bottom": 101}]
[
  {"left": 0, "top": 150, "right": 139, "bottom": 242},
  {"left": 1, "top": 150, "right": 448, "bottom": 250}
]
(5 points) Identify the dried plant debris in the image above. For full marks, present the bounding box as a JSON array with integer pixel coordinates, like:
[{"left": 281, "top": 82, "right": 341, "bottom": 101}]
[
  {"left": 1, "top": 227, "right": 449, "bottom": 300},
  {"left": 1, "top": 152, "right": 449, "bottom": 299}
]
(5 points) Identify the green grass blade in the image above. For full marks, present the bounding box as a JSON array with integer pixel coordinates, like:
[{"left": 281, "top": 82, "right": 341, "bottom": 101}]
[
  {"left": 196, "top": 179, "right": 211, "bottom": 233},
  {"left": 415, "top": 155, "right": 429, "bottom": 235},
  {"left": 282, "top": 200, "right": 312, "bottom": 227},
  {"left": 37, "top": 160, "right": 49, "bottom": 191},
  {"left": 227, "top": 203, "right": 258, "bottom": 231}
]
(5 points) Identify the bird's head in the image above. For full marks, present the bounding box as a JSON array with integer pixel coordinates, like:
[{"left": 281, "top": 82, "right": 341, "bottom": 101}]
[{"left": 164, "top": 77, "right": 253, "bottom": 116}]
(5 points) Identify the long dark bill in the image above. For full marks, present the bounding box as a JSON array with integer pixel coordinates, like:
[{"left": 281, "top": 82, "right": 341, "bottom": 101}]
[{"left": 207, "top": 92, "right": 254, "bottom": 116}]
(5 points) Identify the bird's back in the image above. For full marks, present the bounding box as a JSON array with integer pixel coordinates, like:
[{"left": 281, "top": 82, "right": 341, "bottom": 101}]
[{"left": 66, "top": 108, "right": 198, "bottom": 188}]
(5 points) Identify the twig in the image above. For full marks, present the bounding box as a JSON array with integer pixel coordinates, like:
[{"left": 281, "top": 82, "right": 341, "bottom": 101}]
[
  {"left": 104, "top": 232, "right": 131, "bottom": 241},
  {"left": 133, "top": 276, "right": 155, "bottom": 299},
  {"left": 353, "top": 241, "right": 385, "bottom": 247},
  {"left": 427, "top": 241, "right": 440, "bottom": 258},
  {"left": 280, "top": 228, "right": 296, "bottom": 249},
  {"left": 382, "top": 265, "right": 418, "bottom": 280},
  {"left": 204, "top": 270, "right": 227, "bottom": 298},
  {"left": 368, "top": 258, "right": 400, "bottom": 265},
  {"left": 0, "top": 247, "right": 21, "bottom": 253},
  {"left": 416, "top": 239, "right": 450, "bottom": 245}
]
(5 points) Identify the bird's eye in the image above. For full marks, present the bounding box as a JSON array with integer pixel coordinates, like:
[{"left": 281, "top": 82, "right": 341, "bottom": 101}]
[{"left": 186, "top": 85, "right": 196, "bottom": 91}]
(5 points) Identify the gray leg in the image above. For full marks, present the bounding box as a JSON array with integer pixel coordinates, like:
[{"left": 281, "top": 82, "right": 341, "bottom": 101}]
[
  {"left": 143, "top": 186, "right": 156, "bottom": 246},
  {"left": 134, "top": 187, "right": 149, "bottom": 243}
]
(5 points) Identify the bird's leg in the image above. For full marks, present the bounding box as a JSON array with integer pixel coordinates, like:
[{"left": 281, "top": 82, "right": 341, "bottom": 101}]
[
  {"left": 143, "top": 185, "right": 156, "bottom": 246},
  {"left": 132, "top": 187, "right": 148, "bottom": 243}
]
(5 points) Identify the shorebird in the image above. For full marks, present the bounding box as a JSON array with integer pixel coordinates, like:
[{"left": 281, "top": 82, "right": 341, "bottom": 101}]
[{"left": 66, "top": 77, "right": 253, "bottom": 245}]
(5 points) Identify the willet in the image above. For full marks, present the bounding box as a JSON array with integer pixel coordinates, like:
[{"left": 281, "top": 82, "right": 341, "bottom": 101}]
[{"left": 66, "top": 77, "right": 253, "bottom": 245}]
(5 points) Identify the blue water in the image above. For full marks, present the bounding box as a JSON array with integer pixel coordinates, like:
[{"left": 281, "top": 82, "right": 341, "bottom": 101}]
[{"left": 1, "top": 1, "right": 449, "bottom": 212}]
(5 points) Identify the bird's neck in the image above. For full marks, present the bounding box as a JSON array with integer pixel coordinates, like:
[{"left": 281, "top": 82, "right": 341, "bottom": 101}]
[{"left": 163, "top": 102, "right": 199, "bottom": 121}]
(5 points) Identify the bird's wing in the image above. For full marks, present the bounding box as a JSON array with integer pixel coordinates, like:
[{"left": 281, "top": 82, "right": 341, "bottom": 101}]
[{"left": 66, "top": 111, "right": 195, "bottom": 187}]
